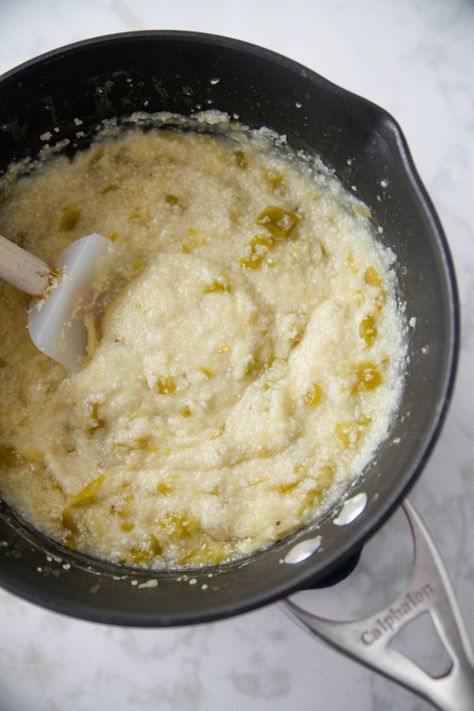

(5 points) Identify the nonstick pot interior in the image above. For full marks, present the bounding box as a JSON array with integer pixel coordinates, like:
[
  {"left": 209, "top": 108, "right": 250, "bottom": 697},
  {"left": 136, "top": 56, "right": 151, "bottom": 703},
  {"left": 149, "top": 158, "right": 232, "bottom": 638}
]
[{"left": 0, "top": 32, "right": 459, "bottom": 626}]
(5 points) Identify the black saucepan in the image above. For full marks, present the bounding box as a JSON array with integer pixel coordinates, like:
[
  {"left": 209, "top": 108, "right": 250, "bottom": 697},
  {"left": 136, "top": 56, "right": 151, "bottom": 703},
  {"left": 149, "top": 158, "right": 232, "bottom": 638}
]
[{"left": 0, "top": 31, "right": 459, "bottom": 628}]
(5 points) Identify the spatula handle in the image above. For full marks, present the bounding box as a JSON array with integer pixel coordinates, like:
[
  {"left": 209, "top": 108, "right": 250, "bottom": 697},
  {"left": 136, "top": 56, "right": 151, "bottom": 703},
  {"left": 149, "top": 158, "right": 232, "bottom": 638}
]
[{"left": 0, "top": 234, "right": 51, "bottom": 296}]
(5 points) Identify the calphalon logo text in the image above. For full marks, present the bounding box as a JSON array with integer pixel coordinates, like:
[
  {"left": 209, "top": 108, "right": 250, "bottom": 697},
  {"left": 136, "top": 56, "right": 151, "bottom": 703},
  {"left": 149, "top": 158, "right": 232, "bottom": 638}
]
[{"left": 360, "top": 583, "right": 434, "bottom": 645}]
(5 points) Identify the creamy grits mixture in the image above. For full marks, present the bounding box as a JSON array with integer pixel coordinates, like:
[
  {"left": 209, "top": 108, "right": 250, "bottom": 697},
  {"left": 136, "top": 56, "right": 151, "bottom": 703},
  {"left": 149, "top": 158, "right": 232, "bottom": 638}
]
[{"left": 0, "top": 119, "right": 405, "bottom": 569}]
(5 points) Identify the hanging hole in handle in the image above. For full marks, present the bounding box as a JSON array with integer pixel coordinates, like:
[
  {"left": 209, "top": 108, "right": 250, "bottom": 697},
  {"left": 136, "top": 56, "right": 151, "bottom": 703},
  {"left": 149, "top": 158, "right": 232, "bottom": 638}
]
[
  {"left": 293, "top": 506, "right": 413, "bottom": 620},
  {"left": 389, "top": 610, "right": 453, "bottom": 679}
]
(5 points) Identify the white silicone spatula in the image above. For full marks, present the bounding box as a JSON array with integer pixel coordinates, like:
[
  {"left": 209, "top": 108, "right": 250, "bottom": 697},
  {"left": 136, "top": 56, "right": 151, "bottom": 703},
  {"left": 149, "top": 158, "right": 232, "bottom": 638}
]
[{"left": 0, "top": 233, "right": 112, "bottom": 370}]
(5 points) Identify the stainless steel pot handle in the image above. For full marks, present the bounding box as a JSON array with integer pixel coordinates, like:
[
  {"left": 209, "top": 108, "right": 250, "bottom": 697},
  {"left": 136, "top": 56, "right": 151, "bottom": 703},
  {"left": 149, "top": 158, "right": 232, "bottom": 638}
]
[{"left": 283, "top": 501, "right": 474, "bottom": 711}]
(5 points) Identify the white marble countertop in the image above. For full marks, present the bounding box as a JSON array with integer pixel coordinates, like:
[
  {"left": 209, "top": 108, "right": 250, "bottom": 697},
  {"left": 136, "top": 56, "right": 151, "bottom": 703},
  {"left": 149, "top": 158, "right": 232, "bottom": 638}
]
[{"left": 0, "top": 1, "right": 473, "bottom": 709}]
